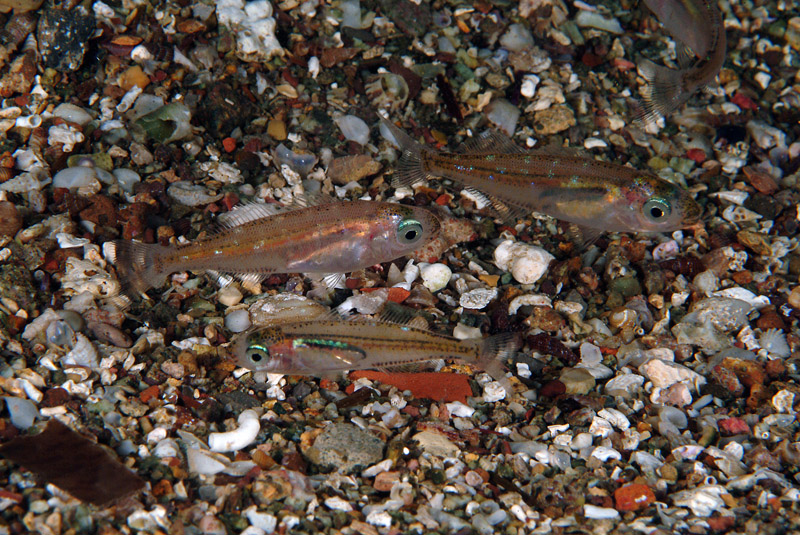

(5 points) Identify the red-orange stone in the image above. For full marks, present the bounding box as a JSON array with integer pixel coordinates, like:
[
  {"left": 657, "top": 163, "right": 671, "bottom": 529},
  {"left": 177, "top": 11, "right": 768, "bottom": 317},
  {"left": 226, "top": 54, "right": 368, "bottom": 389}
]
[
  {"left": 349, "top": 371, "right": 473, "bottom": 402},
  {"left": 614, "top": 483, "right": 656, "bottom": 512},
  {"left": 222, "top": 137, "right": 236, "bottom": 153},
  {"left": 140, "top": 385, "right": 160, "bottom": 403}
]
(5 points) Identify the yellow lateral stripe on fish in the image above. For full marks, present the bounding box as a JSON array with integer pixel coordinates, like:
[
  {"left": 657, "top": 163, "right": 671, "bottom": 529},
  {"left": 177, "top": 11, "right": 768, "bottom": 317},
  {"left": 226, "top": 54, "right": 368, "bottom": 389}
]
[
  {"left": 232, "top": 316, "right": 522, "bottom": 395},
  {"left": 382, "top": 118, "right": 701, "bottom": 235},
  {"left": 109, "top": 198, "right": 441, "bottom": 295},
  {"left": 638, "top": 0, "right": 726, "bottom": 123}
]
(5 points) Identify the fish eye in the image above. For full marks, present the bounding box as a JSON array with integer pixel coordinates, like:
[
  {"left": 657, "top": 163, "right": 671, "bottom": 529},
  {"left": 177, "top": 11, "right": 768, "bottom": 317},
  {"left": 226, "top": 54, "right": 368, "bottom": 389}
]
[
  {"left": 643, "top": 198, "right": 672, "bottom": 221},
  {"left": 397, "top": 219, "right": 423, "bottom": 244},
  {"left": 245, "top": 345, "right": 269, "bottom": 365}
]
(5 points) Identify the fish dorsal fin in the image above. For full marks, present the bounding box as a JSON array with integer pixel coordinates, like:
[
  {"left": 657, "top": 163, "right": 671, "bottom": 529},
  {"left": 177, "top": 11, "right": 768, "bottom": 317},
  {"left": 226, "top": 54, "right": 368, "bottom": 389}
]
[
  {"left": 459, "top": 130, "right": 526, "bottom": 154},
  {"left": 531, "top": 143, "right": 588, "bottom": 159},
  {"left": 463, "top": 186, "right": 529, "bottom": 225},
  {"left": 216, "top": 201, "right": 285, "bottom": 230},
  {"left": 289, "top": 191, "right": 338, "bottom": 209},
  {"left": 377, "top": 304, "right": 419, "bottom": 326}
]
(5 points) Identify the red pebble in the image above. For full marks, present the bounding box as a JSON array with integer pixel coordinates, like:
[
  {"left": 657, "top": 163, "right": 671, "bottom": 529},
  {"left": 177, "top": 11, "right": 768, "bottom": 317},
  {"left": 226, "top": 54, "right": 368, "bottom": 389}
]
[
  {"left": 349, "top": 371, "right": 473, "bottom": 402},
  {"left": 719, "top": 417, "right": 750, "bottom": 436},
  {"left": 708, "top": 515, "right": 736, "bottom": 532},
  {"left": 614, "top": 483, "right": 656, "bottom": 512},
  {"left": 540, "top": 380, "right": 566, "bottom": 398},
  {"left": 731, "top": 92, "right": 758, "bottom": 110},
  {"left": 435, "top": 193, "right": 452, "bottom": 206},
  {"left": 222, "top": 137, "right": 236, "bottom": 153},
  {"left": 140, "top": 385, "right": 160, "bottom": 403},
  {"left": 386, "top": 287, "right": 411, "bottom": 303},
  {"left": 686, "top": 148, "right": 706, "bottom": 164}
]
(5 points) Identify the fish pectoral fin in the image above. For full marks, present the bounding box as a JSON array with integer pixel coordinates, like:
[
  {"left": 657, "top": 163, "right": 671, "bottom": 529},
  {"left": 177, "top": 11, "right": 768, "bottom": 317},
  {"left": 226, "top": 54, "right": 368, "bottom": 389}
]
[
  {"left": 320, "top": 272, "right": 346, "bottom": 289},
  {"left": 676, "top": 41, "right": 696, "bottom": 69},
  {"left": 567, "top": 224, "right": 604, "bottom": 249},
  {"left": 463, "top": 187, "right": 529, "bottom": 225},
  {"left": 459, "top": 130, "right": 526, "bottom": 154}
]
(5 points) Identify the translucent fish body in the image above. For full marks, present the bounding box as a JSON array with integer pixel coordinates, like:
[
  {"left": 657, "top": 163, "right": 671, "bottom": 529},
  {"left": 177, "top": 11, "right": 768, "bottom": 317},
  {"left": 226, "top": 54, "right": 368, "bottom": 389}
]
[
  {"left": 110, "top": 199, "right": 440, "bottom": 294},
  {"left": 233, "top": 316, "right": 521, "bottom": 393},
  {"left": 383, "top": 119, "right": 701, "bottom": 234}
]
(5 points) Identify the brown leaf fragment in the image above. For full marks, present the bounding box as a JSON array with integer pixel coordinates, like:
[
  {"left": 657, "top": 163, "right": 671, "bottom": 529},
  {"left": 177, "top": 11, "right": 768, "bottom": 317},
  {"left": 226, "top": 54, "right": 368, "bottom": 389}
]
[{"left": 0, "top": 419, "right": 144, "bottom": 506}]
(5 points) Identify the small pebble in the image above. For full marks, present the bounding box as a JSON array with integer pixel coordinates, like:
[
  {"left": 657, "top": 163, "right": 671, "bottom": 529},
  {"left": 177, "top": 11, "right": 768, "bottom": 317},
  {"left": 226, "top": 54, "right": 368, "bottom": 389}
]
[
  {"left": 225, "top": 309, "right": 251, "bottom": 333},
  {"left": 419, "top": 263, "right": 452, "bottom": 292}
]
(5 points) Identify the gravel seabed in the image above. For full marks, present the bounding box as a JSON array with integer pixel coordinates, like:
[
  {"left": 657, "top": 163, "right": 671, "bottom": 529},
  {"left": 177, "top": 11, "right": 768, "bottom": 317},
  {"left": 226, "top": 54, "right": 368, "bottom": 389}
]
[{"left": 0, "top": 0, "right": 799, "bottom": 534}]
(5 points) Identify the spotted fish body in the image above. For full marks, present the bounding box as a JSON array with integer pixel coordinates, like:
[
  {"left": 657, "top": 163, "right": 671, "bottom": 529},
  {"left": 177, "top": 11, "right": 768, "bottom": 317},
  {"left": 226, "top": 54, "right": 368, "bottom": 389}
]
[
  {"left": 110, "top": 199, "right": 440, "bottom": 294},
  {"left": 382, "top": 119, "right": 702, "bottom": 234},
  {"left": 638, "top": 0, "right": 727, "bottom": 122},
  {"left": 233, "top": 316, "right": 521, "bottom": 393}
]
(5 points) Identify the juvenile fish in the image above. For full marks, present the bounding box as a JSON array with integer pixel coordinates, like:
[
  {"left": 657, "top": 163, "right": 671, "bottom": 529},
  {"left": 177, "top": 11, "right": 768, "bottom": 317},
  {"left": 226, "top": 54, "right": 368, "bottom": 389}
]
[
  {"left": 233, "top": 314, "right": 522, "bottom": 394},
  {"left": 381, "top": 119, "right": 701, "bottom": 236},
  {"left": 110, "top": 198, "right": 440, "bottom": 294},
  {"left": 637, "top": 0, "right": 726, "bottom": 122}
]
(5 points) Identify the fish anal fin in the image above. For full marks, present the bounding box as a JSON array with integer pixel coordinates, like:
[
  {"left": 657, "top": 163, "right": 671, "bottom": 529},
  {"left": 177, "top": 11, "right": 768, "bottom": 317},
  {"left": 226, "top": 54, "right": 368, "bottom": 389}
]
[
  {"left": 377, "top": 304, "right": 419, "bottom": 326},
  {"left": 459, "top": 130, "right": 526, "bottom": 155}
]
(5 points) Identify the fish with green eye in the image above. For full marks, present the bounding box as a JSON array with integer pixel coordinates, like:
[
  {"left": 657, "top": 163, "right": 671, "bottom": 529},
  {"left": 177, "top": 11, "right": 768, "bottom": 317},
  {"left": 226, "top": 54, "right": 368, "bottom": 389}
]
[
  {"left": 381, "top": 118, "right": 702, "bottom": 240},
  {"left": 109, "top": 195, "right": 441, "bottom": 295},
  {"left": 232, "top": 313, "right": 522, "bottom": 395}
]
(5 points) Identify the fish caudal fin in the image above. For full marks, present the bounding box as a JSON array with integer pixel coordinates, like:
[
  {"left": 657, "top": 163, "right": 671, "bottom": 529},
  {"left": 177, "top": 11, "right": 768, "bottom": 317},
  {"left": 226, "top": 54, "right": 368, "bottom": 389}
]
[
  {"left": 475, "top": 332, "right": 522, "bottom": 396},
  {"left": 108, "top": 240, "right": 169, "bottom": 295},
  {"left": 636, "top": 59, "right": 688, "bottom": 125},
  {"left": 379, "top": 118, "right": 431, "bottom": 189}
]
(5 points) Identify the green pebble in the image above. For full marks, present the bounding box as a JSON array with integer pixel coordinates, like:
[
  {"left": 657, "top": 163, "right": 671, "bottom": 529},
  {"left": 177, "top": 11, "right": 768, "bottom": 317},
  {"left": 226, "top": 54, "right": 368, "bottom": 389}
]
[
  {"left": 608, "top": 276, "right": 642, "bottom": 298},
  {"left": 647, "top": 156, "right": 669, "bottom": 171}
]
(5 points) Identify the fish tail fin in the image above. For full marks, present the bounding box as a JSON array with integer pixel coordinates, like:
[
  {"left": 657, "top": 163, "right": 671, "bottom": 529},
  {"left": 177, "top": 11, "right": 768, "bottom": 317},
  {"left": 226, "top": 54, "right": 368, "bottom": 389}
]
[
  {"left": 379, "top": 117, "right": 431, "bottom": 189},
  {"left": 635, "top": 59, "right": 688, "bottom": 124},
  {"left": 475, "top": 332, "right": 522, "bottom": 395},
  {"left": 108, "top": 240, "right": 169, "bottom": 295}
]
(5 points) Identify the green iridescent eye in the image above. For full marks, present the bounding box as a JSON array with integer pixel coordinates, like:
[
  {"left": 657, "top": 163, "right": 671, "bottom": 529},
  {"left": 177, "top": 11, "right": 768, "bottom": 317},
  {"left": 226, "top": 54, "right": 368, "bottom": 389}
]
[
  {"left": 397, "top": 218, "right": 423, "bottom": 244},
  {"left": 643, "top": 198, "right": 672, "bottom": 222},
  {"left": 245, "top": 345, "right": 270, "bottom": 365}
]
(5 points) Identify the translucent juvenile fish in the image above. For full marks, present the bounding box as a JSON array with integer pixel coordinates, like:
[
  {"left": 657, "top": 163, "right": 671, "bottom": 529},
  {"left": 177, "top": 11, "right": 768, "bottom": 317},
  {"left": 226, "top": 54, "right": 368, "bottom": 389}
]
[
  {"left": 381, "top": 118, "right": 702, "bottom": 238},
  {"left": 233, "top": 310, "right": 522, "bottom": 394},
  {"left": 109, "top": 196, "right": 440, "bottom": 294},
  {"left": 637, "top": 0, "right": 726, "bottom": 123}
]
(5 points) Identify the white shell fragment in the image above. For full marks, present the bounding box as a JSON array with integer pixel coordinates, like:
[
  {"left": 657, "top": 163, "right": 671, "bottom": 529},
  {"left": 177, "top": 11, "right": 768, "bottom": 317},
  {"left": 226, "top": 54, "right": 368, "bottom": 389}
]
[
  {"left": 335, "top": 115, "right": 370, "bottom": 145},
  {"left": 208, "top": 410, "right": 261, "bottom": 452},
  {"left": 420, "top": 263, "right": 452, "bottom": 292},
  {"left": 493, "top": 240, "right": 554, "bottom": 285}
]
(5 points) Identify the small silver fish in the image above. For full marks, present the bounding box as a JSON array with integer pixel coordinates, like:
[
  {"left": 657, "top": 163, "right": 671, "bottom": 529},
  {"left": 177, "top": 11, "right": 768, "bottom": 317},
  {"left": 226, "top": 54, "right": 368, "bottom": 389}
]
[{"left": 232, "top": 311, "right": 522, "bottom": 394}]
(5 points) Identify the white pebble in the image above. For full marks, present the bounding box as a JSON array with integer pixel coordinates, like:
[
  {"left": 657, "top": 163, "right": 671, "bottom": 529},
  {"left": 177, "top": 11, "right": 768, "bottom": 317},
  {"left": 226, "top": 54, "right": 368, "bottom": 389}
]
[
  {"left": 483, "top": 381, "right": 506, "bottom": 402},
  {"left": 53, "top": 103, "right": 93, "bottom": 125},
  {"left": 420, "top": 263, "right": 452, "bottom": 292},
  {"left": 583, "top": 504, "right": 620, "bottom": 519},
  {"left": 591, "top": 446, "right": 621, "bottom": 461},
  {"left": 208, "top": 410, "right": 260, "bottom": 452},
  {"left": 583, "top": 137, "right": 608, "bottom": 149},
  {"left": 186, "top": 448, "right": 228, "bottom": 475},
  {"left": 335, "top": 115, "right": 370, "bottom": 145},
  {"left": 571, "top": 432, "right": 593, "bottom": 450},
  {"left": 53, "top": 167, "right": 101, "bottom": 190},
  {"left": 446, "top": 401, "right": 475, "bottom": 417},
  {"left": 324, "top": 496, "right": 353, "bottom": 512},
  {"left": 460, "top": 287, "right": 497, "bottom": 310},
  {"left": 3, "top": 397, "right": 38, "bottom": 429},
  {"left": 113, "top": 168, "right": 141, "bottom": 194},
  {"left": 499, "top": 23, "right": 534, "bottom": 52},
  {"left": 485, "top": 98, "right": 520, "bottom": 136},
  {"left": 493, "top": 240, "right": 554, "bottom": 285},
  {"left": 218, "top": 286, "right": 244, "bottom": 307},
  {"left": 366, "top": 510, "right": 392, "bottom": 528},
  {"left": 225, "top": 309, "right": 252, "bottom": 333},
  {"left": 244, "top": 506, "right": 277, "bottom": 533},
  {"left": 575, "top": 10, "right": 623, "bottom": 33}
]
